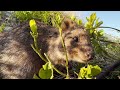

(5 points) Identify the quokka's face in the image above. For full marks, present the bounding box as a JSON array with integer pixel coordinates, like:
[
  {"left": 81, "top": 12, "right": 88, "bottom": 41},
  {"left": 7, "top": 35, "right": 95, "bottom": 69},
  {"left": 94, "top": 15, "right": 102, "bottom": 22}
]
[
  {"left": 63, "top": 27, "right": 94, "bottom": 63},
  {"left": 59, "top": 18, "right": 94, "bottom": 63}
]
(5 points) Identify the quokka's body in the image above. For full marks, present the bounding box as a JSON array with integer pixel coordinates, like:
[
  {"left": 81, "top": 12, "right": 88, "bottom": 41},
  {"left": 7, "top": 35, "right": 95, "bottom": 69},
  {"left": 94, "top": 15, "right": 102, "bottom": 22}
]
[{"left": 0, "top": 18, "right": 94, "bottom": 79}]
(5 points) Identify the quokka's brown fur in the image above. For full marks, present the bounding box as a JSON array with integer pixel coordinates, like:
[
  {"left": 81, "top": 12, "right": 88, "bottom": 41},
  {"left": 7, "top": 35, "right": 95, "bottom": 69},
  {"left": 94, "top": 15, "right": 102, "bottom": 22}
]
[{"left": 0, "top": 18, "right": 94, "bottom": 79}]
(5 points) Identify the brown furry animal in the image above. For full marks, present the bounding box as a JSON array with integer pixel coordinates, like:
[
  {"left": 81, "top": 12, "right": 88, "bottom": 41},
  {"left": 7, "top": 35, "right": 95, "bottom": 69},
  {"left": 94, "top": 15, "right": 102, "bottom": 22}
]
[{"left": 0, "top": 18, "right": 94, "bottom": 79}]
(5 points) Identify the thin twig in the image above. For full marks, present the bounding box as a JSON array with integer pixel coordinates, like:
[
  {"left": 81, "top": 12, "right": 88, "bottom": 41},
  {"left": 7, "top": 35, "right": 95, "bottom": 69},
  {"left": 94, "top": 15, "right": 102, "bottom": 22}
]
[{"left": 99, "top": 26, "right": 120, "bottom": 32}]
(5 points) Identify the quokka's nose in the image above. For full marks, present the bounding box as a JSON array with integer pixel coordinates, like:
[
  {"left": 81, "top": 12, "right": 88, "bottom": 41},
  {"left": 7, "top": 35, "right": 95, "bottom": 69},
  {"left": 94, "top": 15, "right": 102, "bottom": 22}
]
[{"left": 85, "top": 52, "right": 94, "bottom": 60}]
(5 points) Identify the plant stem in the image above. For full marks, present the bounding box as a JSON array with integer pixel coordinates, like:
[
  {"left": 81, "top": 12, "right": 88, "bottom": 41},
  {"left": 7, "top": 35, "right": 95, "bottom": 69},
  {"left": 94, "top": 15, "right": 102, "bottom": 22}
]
[
  {"left": 53, "top": 66, "right": 66, "bottom": 77},
  {"left": 34, "top": 36, "right": 38, "bottom": 50},
  {"left": 44, "top": 53, "right": 66, "bottom": 77},
  {"left": 99, "top": 26, "right": 120, "bottom": 32},
  {"left": 60, "top": 30, "right": 69, "bottom": 79},
  {"left": 31, "top": 44, "right": 47, "bottom": 62}
]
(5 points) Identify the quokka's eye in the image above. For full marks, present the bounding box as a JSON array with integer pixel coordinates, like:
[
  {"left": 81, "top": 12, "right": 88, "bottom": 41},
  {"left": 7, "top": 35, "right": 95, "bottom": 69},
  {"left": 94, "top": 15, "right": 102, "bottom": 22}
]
[{"left": 73, "top": 36, "right": 78, "bottom": 42}]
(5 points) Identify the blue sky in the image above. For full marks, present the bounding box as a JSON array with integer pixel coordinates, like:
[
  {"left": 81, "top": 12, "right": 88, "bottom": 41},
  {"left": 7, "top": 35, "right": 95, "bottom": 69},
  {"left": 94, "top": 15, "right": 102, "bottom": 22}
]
[{"left": 75, "top": 11, "right": 120, "bottom": 37}]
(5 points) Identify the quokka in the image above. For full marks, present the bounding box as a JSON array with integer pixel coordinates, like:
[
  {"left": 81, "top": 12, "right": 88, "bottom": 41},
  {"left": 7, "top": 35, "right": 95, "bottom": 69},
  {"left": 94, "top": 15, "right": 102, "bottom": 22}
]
[{"left": 0, "top": 18, "right": 94, "bottom": 79}]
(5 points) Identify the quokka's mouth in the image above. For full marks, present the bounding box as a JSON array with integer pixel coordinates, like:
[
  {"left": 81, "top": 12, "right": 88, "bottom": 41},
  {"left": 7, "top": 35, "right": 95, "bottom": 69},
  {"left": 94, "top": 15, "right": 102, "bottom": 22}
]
[{"left": 69, "top": 59, "right": 88, "bottom": 63}]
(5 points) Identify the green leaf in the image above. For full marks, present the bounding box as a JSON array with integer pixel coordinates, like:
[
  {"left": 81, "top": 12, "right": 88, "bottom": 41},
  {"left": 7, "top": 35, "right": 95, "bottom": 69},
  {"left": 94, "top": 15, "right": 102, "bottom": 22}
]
[
  {"left": 78, "top": 64, "right": 102, "bottom": 79},
  {"left": 90, "top": 29, "right": 94, "bottom": 34},
  {"left": 91, "top": 65, "right": 102, "bottom": 76},
  {"left": 29, "top": 19, "right": 37, "bottom": 34},
  {"left": 89, "top": 13, "right": 96, "bottom": 26},
  {"left": 48, "top": 61, "right": 53, "bottom": 69},
  {"left": 77, "top": 19, "right": 82, "bottom": 25},
  {"left": 87, "top": 65, "right": 92, "bottom": 75},
  {"left": 86, "top": 17, "right": 89, "bottom": 21},
  {"left": 78, "top": 67, "right": 87, "bottom": 79},
  {"left": 95, "top": 21, "right": 103, "bottom": 28},
  {"left": 70, "top": 15, "right": 76, "bottom": 21},
  {"left": 39, "top": 62, "right": 53, "bottom": 79},
  {"left": 42, "top": 62, "right": 49, "bottom": 70},
  {"left": 39, "top": 68, "right": 52, "bottom": 79},
  {"left": 85, "top": 22, "right": 91, "bottom": 29},
  {"left": 33, "top": 74, "right": 40, "bottom": 79},
  {"left": 95, "top": 18, "right": 99, "bottom": 25},
  {"left": 43, "top": 53, "right": 54, "bottom": 79},
  {"left": 0, "top": 23, "right": 6, "bottom": 32},
  {"left": 86, "top": 65, "right": 101, "bottom": 78},
  {"left": 98, "top": 29, "right": 104, "bottom": 36}
]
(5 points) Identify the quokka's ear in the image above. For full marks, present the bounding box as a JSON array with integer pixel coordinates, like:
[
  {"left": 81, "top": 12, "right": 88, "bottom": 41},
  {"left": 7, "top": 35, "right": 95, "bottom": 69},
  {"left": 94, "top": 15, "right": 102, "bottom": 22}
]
[{"left": 61, "top": 18, "right": 76, "bottom": 32}]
